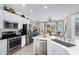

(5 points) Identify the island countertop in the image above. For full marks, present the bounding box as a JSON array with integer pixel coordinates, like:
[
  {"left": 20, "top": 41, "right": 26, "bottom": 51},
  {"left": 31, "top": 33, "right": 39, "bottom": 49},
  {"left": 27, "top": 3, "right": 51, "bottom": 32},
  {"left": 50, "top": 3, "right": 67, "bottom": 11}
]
[
  {"left": 32, "top": 35, "right": 57, "bottom": 40},
  {"left": 32, "top": 35, "right": 79, "bottom": 55}
]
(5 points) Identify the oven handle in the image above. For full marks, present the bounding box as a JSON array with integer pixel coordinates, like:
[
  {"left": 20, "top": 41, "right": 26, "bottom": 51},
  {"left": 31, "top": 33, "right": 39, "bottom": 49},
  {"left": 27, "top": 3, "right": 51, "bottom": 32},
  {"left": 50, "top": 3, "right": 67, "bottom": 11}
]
[{"left": 8, "top": 36, "right": 21, "bottom": 41}]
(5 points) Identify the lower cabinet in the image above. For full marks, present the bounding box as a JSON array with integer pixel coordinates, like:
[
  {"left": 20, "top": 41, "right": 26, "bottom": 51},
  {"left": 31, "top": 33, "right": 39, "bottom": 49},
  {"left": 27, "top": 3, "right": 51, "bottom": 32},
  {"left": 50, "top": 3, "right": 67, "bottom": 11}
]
[
  {"left": 34, "top": 39, "right": 47, "bottom": 55},
  {"left": 0, "top": 39, "right": 7, "bottom": 55},
  {"left": 21, "top": 35, "right": 26, "bottom": 47},
  {"left": 40, "top": 40, "right": 47, "bottom": 55},
  {"left": 47, "top": 41, "right": 69, "bottom": 55}
]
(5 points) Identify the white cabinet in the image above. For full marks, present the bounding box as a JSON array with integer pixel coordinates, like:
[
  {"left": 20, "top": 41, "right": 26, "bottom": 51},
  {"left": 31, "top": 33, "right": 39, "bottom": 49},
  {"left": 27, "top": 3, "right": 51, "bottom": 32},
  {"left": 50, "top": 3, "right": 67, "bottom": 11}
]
[
  {"left": 4, "top": 11, "right": 13, "bottom": 21},
  {"left": 40, "top": 40, "right": 47, "bottom": 55},
  {"left": 21, "top": 35, "right": 26, "bottom": 47},
  {"left": 18, "top": 23, "right": 22, "bottom": 29},
  {"left": 0, "top": 10, "right": 4, "bottom": 29},
  {"left": 47, "top": 41, "right": 69, "bottom": 55},
  {"left": 34, "top": 39, "right": 47, "bottom": 55},
  {"left": 0, "top": 9, "right": 30, "bottom": 29},
  {"left": 3, "top": 10, "right": 17, "bottom": 22},
  {"left": 34, "top": 39, "right": 40, "bottom": 55},
  {"left": 0, "top": 19, "right": 3, "bottom": 29},
  {"left": 0, "top": 39, "right": 7, "bottom": 55},
  {"left": 18, "top": 17, "right": 23, "bottom": 29}
]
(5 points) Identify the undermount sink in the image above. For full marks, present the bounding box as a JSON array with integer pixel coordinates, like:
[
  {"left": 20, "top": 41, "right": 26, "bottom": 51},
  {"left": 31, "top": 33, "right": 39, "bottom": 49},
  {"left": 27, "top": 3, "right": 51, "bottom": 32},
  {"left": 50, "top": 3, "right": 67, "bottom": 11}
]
[{"left": 51, "top": 39, "right": 75, "bottom": 47}]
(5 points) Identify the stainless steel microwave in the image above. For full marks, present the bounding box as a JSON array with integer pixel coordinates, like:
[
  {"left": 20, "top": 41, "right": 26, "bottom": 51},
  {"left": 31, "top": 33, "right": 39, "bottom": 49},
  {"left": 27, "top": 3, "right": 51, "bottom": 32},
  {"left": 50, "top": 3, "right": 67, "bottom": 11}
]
[{"left": 4, "top": 20, "right": 18, "bottom": 29}]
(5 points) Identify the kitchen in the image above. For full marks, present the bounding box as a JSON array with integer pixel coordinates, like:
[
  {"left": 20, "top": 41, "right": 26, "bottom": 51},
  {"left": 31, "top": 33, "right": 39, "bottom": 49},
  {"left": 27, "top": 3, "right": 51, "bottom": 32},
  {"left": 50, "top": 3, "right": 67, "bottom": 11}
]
[
  {"left": 0, "top": 4, "right": 79, "bottom": 55},
  {"left": 0, "top": 5, "right": 34, "bottom": 55}
]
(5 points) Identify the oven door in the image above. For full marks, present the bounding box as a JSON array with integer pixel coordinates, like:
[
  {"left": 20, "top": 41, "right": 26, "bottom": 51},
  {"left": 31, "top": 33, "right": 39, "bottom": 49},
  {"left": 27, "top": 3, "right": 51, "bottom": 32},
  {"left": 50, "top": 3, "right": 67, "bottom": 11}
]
[{"left": 7, "top": 36, "right": 21, "bottom": 54}]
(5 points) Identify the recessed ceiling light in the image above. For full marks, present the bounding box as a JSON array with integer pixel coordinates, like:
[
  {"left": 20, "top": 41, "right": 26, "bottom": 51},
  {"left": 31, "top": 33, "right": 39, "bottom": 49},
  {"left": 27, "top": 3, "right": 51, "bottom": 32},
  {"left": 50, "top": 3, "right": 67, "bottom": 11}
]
[
  {"left": 30, "top": 9, "right": 33, "bottom": 13},
  {"left": 44, "top": 6, "right": 48, "bottom": 9},
  {"left": 22, "top": 4, "right": 26, "bottom": 7}
]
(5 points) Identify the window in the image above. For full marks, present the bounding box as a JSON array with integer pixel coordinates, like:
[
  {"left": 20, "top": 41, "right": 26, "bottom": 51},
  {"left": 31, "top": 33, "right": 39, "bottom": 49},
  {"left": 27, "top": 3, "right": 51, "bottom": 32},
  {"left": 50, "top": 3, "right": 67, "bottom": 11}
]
[{"left": 75, "top": 18, "right": 79, "bottom": 36}]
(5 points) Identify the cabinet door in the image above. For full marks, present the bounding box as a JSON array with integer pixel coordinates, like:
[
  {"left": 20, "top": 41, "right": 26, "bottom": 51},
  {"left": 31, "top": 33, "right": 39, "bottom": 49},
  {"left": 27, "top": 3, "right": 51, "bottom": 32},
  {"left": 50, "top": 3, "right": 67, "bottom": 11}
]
[
  {"left": 4, "top": 10, "right": 18, "bottom": 22},
  {"left": 34, "top": 39, "right": 40, "bottom": 55},
  {"left": 0, "top": 9, "right": 4, "bottom": 29},
  {"left": 4, "top": 11, "right": 12, "bottom": 21},
  {"left": 0, "top": 39, "right": 7, "bottom": 55},
  {"left": 21, "top": 35, "right": 26, "bottom": 47},
  {"left": 40, "top": 40, "right": 47, "bottom": 55},
  {"left": 17, "top": 16, "right": 23, "bottom": 29},
  {"left": 0, "top": 19, "right": 3, "bottom": 29},
  {"left": 18, "top": 23, "right": 22, "bottom": 29}
]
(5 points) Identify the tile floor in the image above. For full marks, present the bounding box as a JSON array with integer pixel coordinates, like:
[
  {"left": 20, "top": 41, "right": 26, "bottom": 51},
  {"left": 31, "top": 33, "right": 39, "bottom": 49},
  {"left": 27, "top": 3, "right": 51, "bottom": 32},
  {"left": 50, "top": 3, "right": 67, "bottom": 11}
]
[{"left": 13, "top": 43, "right": 33, "bottom": 55}]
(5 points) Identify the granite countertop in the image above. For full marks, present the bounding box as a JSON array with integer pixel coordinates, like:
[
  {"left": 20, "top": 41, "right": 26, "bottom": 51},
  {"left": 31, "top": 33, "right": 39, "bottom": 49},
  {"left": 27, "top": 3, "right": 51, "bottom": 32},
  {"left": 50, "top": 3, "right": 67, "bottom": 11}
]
[{"left": 0, "top": 34, "right": 23, "bottom": 40}]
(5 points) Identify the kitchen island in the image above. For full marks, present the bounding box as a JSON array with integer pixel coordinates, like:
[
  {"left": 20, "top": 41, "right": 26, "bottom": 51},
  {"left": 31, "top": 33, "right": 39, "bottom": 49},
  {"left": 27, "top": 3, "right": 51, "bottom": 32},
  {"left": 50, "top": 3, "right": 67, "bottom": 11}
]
[
  {"left": 32, "top": 35, "right": 79, "bottom": 55},
  {"left": 32, "top": 35, "right": 58, "bottom": 55}
]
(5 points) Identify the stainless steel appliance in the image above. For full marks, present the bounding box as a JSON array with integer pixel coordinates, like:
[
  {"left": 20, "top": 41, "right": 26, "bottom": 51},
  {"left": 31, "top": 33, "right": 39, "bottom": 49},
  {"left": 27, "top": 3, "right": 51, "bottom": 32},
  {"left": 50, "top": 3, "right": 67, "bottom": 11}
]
[
  {"left": 4, "top": 20, "right": 18, "bottom": 29},
  {"left": 21, "top": 24, "right": 33, "bottom": 45},
  {"left": 21, "top": 24, "right": 27, "bottom": 35},
  {"left": 2, "top": 31, "right": 21, "bottom": 55},
  {"left": 2, "top": 31, "right": 16, "bottom": 39},
  {"left": 7, "top": 36, "right": 21, "bottom": 55},
  {"left": 26, "top": 24, "right": 33, "bottom": 45}
]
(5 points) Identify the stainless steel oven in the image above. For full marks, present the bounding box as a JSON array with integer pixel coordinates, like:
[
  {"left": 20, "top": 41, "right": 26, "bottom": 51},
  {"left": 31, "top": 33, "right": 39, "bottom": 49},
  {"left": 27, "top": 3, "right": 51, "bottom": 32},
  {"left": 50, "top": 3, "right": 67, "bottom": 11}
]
[
  {"left": 7, "top": 36, "right": 21, "bottom": 55},
  {"left": 2, "top": 31, "right": 21, "bottom": 55}
]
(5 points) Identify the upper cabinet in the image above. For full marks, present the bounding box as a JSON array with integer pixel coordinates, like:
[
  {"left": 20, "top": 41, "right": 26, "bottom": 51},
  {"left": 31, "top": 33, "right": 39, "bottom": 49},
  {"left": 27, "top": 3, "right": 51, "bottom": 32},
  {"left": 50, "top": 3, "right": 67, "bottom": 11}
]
[
  {"left": 4, "top": 10, "right": 19, "bottom": 22},
  {"left": 0, "top": 9, "right": 30, "bottom": 29},
  {"left": 0, "top": 9, "right": 4, "bottom": 29}
]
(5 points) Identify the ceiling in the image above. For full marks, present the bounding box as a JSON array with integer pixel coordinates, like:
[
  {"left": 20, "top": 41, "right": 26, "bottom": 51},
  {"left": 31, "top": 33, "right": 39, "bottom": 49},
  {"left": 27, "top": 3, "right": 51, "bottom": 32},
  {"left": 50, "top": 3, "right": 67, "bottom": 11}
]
[{"left": 2, "top": 4, "right": 79, "bottom": 21}]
